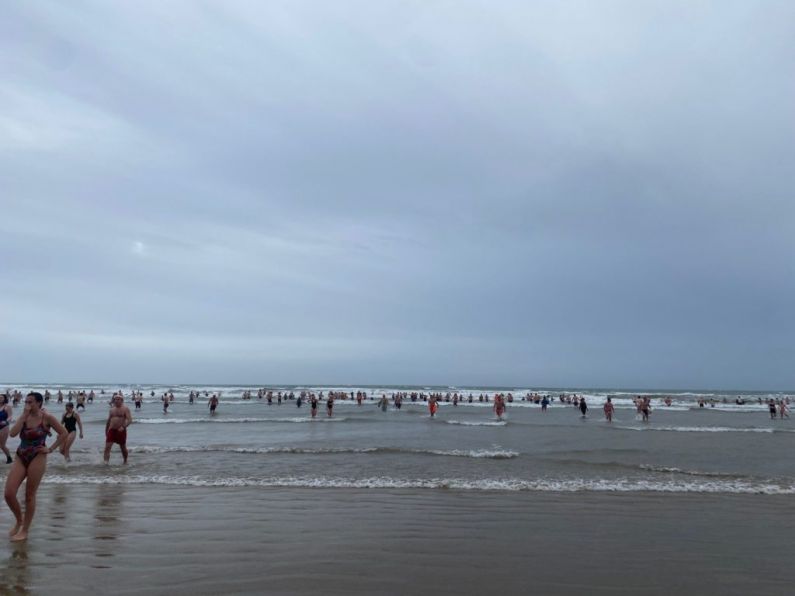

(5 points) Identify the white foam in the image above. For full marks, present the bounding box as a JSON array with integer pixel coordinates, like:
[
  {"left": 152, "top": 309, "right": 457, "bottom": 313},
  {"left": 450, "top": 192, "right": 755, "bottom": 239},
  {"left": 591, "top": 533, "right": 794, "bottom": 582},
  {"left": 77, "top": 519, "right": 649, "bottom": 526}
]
[
  {"left": 445, "top": 420, "right": 507, "bottom": 427},
  {"left": 128, "top": 445, "right": 518, "bottom": 459},
  {"left": 615, "top": 425, "right": 785, "bottom": 433},
  {"left": 425, "top": 449, "right": 518, "bottom": 459},
  {"left": 133, "top": 417, "right": 347, "bottom": 424},
  {"left": 42, "top": 474, "right": 795, "bottom": 494},
  {"left": 638, "top": 465, "right": 741, "bottom": 478}
]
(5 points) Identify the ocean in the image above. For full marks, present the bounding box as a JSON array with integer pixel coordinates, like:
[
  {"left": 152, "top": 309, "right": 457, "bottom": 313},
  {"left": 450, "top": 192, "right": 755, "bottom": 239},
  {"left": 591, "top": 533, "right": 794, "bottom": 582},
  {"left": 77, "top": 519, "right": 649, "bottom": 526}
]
[{"left": 1, "top": 384, "right": 793, "bottom": 594}]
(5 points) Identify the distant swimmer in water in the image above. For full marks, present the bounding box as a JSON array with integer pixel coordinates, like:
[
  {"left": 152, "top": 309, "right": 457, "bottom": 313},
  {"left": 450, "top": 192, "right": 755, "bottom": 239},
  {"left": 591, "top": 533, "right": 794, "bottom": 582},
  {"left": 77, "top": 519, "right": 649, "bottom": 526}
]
[
  {"left": 378, "top": 395, "right": 389, "bottom": 412},
  {"left": 0, "top": 395, "right": 13, "bottom": 463},
  {"left": 541, "top": 396, "right": 549, "bottom": 412},
  {"left": 162, "top": 394, "right": 169, "bottom": 414},
  {"left": 778, "top": 400, "right": 789, "bottom": 419},
  {"left": 429, "top": 395, "right": 439, "bottom": 418},
  {"left": 603, "top": 397, "right": 614, "bottom": 422},
  {"left": 494, "top": 393, "right": 506, "bottom": 421},
  {"left": 310, "top": 395, "right": 318, "bottom": 418},
  {"left": 579, "top": 397, "right": 588, "bottom": 418},
  {"left": 104, "top": 394, "right": 132, "bottom": 464},
  {"left": 641, "top": 397, "right": 651, "bottom": 423},
  {"left": 134, "top": 393, "right": 143, "bottom": 410},
  {"left": 60, "top": 402, "right": 83, "bottom": 462},
  {"left": 326, "top": 395, "right": 334, "bottom": 418},
  {"left": 208, "top": 394, "right": 219, "bottom": 416},
  {"left": 5, "top": 392, "right": 68, "bottom": 541},
  {"left": 768, "top": 400, "right": 777, "bottom": 419}
]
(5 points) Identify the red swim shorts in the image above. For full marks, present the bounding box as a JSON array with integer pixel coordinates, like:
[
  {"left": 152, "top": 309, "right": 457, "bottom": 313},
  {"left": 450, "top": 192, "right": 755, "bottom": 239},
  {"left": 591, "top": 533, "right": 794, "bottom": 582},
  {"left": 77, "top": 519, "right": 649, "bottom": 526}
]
[{"left": 106, "top": 428, "right": 127, "bottom": 445}]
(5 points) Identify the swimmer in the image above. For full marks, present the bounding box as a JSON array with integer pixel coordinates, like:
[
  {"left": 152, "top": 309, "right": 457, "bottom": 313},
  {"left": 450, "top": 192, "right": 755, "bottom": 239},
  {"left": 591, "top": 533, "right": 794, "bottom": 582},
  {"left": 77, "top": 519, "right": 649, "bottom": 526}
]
[
  {"left": 779, "top": 400, "right": 789, "bottom": 419},
  {"left": 208, "top": 394, "right": 219, "bottom": 416},
  {"left": 60, "top": 402, "right": 83, "bottom": 462},
  {"left": 310, "top": 395, "right": 318, "bottom": 418},
  {"left": 768, "top": 400, "right": 777, "bottom": 419},
  {"left": 326, "top": 395, "right": 334, "bottom": 418},
  {"left": 0, "top": 395, "right": 13, "bottom": 463},
  {"left": 641, "top": 397, "right": 651, "bottom": 422},
  {"left": 494, "top": 393, "right": 506, "bottom": 421},
  {"left": 603, "top": 397, "right": 614, "bottom": 422},
  {"left": 541, "top": 396, "right": 549, "bottom": 412},
  {"left": 579, "top": 397, "right": 588, "bottom": 418},
  {"left": 103, "top": 395, "right": 132, "bottom": 464},
  {"left": 429, "top": 395, "right": 439, "bottom": 418},
  {"left": 162, "top": 394, "right": 169, "bottom": 414},
  {"left": 5, "top": 392, "right": 68, "bottom": 541},
  {"left": 378, "top": 395, "right": 389, "bottom": 412}
]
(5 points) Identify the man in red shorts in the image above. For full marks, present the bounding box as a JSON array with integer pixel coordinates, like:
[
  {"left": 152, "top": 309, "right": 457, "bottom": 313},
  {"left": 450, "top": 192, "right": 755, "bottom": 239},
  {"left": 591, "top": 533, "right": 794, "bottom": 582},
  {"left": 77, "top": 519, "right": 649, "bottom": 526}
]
[{"left": 104, "top": 394, "right": 133, "bottom": 464}]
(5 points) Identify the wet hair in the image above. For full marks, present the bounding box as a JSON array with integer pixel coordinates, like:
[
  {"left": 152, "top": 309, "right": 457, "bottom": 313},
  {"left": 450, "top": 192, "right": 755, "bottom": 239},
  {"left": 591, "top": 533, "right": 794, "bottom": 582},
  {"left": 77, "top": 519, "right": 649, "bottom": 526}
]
[
  {"left": 0, "top": 394, "right": 7, "bottom": 405},
  {"left": 65, "top": 402, "right": 74, "bottom": 408},
  {"left": 27, "top": 392, "right": 44, "bottom": 405}
]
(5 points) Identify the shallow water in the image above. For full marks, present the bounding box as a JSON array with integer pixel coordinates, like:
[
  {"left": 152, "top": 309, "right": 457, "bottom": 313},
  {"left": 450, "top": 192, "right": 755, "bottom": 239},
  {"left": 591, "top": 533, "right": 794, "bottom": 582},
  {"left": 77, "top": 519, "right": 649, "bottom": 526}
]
[{"left": 6, "top": 386, "right": 789, "bottom": 495}]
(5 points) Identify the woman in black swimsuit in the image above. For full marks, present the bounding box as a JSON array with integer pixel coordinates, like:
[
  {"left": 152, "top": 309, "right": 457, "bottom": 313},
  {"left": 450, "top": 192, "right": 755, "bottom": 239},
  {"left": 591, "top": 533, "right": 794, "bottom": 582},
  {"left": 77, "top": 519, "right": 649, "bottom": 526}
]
[
  {"left": 0, "top": 394, "right": 13, "bottom": 464},
  {"left": 60, "top": 402, "right": 83, "bottom": 462},
  {"left": 310, "top": 395, "right": 318, "bottom": 418}
]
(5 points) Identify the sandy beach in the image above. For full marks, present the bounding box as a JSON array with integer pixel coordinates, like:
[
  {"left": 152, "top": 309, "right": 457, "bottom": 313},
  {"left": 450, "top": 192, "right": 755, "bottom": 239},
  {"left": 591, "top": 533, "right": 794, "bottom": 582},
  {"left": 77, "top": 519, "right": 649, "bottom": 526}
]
[{"left": 2, "top": 484, "right": 793, "bottom": 595}]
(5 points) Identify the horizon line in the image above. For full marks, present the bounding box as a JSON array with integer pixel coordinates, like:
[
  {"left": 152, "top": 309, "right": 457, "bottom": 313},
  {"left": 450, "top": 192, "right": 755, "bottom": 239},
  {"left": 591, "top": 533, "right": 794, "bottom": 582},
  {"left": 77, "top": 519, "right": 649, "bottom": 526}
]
[{"left": 1, "top": 381, "right": 792, "bottom": 394}]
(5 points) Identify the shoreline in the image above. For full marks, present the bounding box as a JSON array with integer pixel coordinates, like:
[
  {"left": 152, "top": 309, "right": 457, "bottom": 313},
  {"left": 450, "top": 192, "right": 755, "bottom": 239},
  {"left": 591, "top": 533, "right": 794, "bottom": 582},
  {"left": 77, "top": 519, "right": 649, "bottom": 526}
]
[{"left": 3, "top": 485, "right": 793, "bottom": 595}]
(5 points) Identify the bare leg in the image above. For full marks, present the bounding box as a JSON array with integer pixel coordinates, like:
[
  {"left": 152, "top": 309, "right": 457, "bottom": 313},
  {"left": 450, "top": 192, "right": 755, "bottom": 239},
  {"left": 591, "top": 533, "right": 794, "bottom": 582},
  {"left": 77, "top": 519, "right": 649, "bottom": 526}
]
[
  {"left": 11, "top": 454, "right": 46, "bottom": 541},
  {"left": 0, "top": 428, "right": 10, "bottom": 462},
  {"left": 61, "top": 432, "right": 76, "bottom": 461},
  {"left": 4, "top": 459, "right": 26, "bottom": 537},
  {"left": 103, "top": 441, "right": 112, "bottom": 463},
  {"left": 120, "top": 444, "right": 128, "bottom": 464}
]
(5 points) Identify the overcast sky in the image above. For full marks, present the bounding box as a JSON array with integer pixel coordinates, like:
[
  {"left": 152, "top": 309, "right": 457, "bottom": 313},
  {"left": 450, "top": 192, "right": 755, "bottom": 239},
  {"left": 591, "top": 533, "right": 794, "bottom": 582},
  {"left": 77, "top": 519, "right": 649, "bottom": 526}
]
[{"left": 1, "top": 1, "right": 793, "bottom": 389}]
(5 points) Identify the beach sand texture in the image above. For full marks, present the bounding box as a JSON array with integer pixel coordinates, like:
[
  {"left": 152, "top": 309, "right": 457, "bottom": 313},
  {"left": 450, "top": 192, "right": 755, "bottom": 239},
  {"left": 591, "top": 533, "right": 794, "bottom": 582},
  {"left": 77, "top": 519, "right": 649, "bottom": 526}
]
[{"left": 1, "top": 487, "right": 793, "bottom": 595}]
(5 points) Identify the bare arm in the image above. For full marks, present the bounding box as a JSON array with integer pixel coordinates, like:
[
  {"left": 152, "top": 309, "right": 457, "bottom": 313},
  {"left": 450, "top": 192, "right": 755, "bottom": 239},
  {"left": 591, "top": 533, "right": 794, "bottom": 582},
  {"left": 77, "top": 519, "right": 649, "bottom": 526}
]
[
  {"left": 124, "top": 407, "right": 133, "bottom": 428},
  {"left": 76, "top": 413, "right": 84, "bottom": 437},
  {"left": 45, "top": 414, "right": 68, "bottom": 453},
  {"left": 9, "top": 407, "right": 28, "bottom": 438}
]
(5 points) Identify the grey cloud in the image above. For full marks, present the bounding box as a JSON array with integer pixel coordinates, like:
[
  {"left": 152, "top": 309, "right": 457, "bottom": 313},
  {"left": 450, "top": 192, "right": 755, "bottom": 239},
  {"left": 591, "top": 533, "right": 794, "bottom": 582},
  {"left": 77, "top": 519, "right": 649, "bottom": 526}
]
[{"left": 1, "top": 1, "right": 793, "bottom": 388}]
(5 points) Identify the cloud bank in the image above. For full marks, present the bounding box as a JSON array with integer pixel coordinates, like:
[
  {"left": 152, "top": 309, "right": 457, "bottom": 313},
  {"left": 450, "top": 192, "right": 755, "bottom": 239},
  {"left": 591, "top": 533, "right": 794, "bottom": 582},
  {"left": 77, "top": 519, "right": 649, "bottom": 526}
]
[{"left": 1, "top": 1, "right": 793, "bottom": 388}]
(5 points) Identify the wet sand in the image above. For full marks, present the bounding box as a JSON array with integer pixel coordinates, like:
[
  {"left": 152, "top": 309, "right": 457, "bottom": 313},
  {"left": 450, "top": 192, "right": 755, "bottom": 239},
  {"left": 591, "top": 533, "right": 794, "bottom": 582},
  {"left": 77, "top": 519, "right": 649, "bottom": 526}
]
[{"left": 1, "top": 485, "right": 792, "bottom": 595}]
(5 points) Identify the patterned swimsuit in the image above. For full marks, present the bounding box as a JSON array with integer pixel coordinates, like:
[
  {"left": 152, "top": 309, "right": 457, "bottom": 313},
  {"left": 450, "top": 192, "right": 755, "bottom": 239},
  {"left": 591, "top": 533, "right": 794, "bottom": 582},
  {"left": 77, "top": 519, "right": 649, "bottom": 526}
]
[{"left": 17, "top": 421, "right": 48, "bottom": 467}]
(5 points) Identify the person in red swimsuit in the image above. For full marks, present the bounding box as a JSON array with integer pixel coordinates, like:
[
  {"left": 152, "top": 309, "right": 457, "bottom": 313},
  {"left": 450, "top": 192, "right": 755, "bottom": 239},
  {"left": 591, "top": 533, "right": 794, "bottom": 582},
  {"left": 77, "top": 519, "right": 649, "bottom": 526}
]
[{"left": 104, "top": 394, "right": 133, "bottom": 464}]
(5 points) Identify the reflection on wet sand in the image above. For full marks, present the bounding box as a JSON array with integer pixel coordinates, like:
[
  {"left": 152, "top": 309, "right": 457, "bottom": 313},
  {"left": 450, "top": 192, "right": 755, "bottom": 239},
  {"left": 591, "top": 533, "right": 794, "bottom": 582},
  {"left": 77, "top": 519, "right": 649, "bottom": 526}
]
[
  {"left": 1, "top": 542, "right": 31, "bottom": 594},
  {"left": 92, "top": 484, "right": 125, "bottom": 566},
  {"left": 48, "top": 484, "right": 69, "bottom": 538}
]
